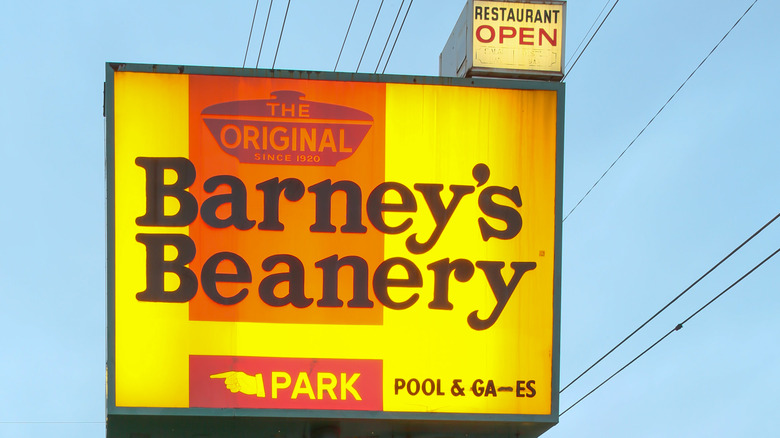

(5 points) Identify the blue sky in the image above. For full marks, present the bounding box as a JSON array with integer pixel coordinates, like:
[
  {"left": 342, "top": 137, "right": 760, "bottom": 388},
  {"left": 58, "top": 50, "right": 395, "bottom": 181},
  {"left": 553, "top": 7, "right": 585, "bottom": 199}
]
[{"left": 1, "top": 1, "right": 778, "bottom": 437}]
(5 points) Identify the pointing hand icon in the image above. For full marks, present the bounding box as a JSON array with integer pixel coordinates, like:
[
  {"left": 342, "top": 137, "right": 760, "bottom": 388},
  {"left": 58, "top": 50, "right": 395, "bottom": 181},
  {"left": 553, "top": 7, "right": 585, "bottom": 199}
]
[{"left": 210, "top": 371, "right": 261, "bottom": 396}]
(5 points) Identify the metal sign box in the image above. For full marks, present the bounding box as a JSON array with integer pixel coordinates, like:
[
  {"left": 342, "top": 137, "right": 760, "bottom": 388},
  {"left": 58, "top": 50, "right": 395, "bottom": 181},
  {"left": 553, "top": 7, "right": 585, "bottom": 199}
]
[
  {"left": 440, "top": 0, "right": 566, "bottom": 80},
  {"left": 106, "top": 62, "right": 564, "bottom": 438}
]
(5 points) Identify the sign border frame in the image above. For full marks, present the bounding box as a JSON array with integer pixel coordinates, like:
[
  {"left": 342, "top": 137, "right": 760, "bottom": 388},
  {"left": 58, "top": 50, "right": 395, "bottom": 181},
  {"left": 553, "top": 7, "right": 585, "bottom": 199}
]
[{"left": 105, "top": 62, "right": 564, "bottom": 436}]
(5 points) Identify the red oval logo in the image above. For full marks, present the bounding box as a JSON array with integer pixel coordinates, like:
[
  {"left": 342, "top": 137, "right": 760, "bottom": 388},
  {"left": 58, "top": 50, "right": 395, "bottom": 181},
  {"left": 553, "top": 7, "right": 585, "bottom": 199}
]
[{"left": 202, "top": 90, "right": 373, "bottom": 166}]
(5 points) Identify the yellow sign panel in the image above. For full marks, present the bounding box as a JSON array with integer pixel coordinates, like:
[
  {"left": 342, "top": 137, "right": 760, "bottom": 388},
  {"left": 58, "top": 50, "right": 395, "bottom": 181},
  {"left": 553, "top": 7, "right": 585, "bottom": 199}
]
[
  {"left": 108, "top": 67, "right": 561, "bottom": 421},
  {"left": 473, "top": 0, "right": 565, "bottom": 74}
]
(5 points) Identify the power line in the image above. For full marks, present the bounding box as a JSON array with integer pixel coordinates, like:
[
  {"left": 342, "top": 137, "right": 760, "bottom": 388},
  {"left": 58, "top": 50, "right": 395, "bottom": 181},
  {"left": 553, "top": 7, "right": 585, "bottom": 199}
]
[
  {"left": 560, "top": 211, "right": 780, "bottom": 393},
  {"left": 565, "top": 0, "right": 612, "bottom": 68},
  {"left": 356, "top": 0, "right": 385, "bottom": 72},
  {"left": 374, "top": 0, "right": 406, "bottom": 74},
  {"left": 561, "top": 325, "right": 677, "bottom": 416},
  {"left": 563, "top": 0, "right": 759, "bottom": 223},
  {"left": 381, "top": 0, "right": 413, "bottom": 74},
  {"left": 272, "top": 0, "right": 291, "bottom": 69},
  {"left": 335, "top": 0, "right": 361, "bottom": 71},
  {"left": 255, "top": 0, "right": 274, "bottom": 68},
  {"left": 562, "top": 0, "right": 621, "bottom": 81},
  {"left": 242, "top": 0, "right": 260, "bottom": 68},
  {"left": 561, "top": 245, "right": 780, "bottom": 416}
]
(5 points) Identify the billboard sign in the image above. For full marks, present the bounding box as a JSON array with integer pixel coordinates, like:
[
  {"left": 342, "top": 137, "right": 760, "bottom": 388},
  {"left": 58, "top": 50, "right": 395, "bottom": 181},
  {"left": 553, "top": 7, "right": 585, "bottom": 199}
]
[
  {"left": 106, "top": 64, "right": 563, "bottom": 437},
  {"left": 440, "top": 0, "right": 566, "bottom": 80}
]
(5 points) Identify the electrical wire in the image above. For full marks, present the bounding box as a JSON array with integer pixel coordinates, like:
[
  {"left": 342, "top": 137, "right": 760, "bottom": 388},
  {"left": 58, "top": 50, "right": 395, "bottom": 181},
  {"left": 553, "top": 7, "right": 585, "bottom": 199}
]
[
  {"left": 381, "top": 0, "right": 413, "bottom": 74},
  {"left": 356, "top": 0, "right": 385, "bottom": 72},
  {"left": 560, "top": 211, "right": 780, "bottom": 393},
  {"left": 565, "top": 0, "right": 612, "bottom": 68},
  {"left": 561, "top": 326, "right": 676, "bottom": 416},
  {"left": 374, "top": 0, "right": 406, "bottom": 74},
  {"left": 272, "top": 0, "right": 291, "bottom": 69},
  {"left": 561, "top": 245, "right": 780, "bottom": 416},
  {"left": 562, "top": 0, "right": 621, "bottom": 81},
  {"left": 243, "top": 0, "right": 260, "bottom": 68},
  {"left": 335, "top": 0, "right": 361, "bottom": 71},
  {"left": 563, "top": 0, "right": 759, "bottom": 223},
  {"left": 255, "top": 0, "right": 274, "bottom": 68}
]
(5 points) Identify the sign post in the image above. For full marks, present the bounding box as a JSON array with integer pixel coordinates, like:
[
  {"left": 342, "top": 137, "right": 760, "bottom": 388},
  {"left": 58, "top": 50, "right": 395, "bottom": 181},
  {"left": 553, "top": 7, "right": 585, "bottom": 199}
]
[{"left": 106, "top": 63, "right": 563, "bottom": 437}]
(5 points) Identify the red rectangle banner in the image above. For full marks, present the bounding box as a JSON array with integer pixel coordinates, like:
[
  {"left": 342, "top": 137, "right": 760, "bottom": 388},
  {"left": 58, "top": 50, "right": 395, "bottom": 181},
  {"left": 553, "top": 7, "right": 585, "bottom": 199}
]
[{"left": 190, "top": 355, "right": 382, "bottom": 411}]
